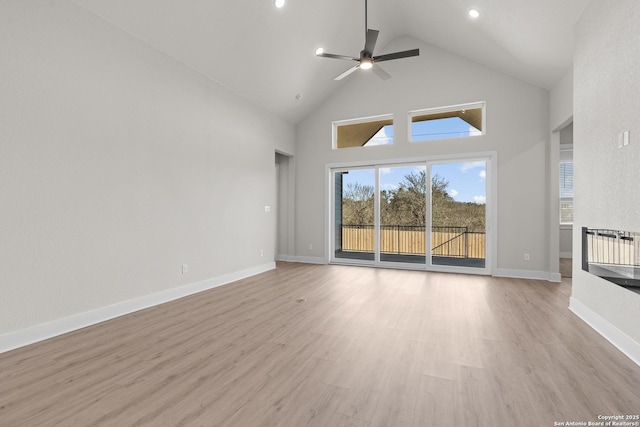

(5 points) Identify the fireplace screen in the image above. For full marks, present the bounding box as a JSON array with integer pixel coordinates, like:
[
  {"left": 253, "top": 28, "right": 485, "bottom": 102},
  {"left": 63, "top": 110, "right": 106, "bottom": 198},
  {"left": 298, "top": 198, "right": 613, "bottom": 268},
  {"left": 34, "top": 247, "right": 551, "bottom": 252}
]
[{"left": 582, "top": 227, "right": 640, "bottom": 293}]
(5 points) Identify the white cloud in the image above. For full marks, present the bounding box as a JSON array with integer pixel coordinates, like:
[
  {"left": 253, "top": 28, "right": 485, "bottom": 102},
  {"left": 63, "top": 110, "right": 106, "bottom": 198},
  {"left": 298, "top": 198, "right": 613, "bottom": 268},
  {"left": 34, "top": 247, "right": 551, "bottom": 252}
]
[
  {"left": 449, "top": 189, "right": 459, "bottom": 197},
  {"left": 473, "top": 195, "right": 486, "bottom": 204},
  {"left": 382, "top": 183, "right": 398, "bottom": 191},
  {"left": 380, "top": 167, "right": 391, "bottom": 174},
  {"left": 479, "top": 170, "right": 486, "bottom": 179},
  {"left": 460, "top": 161, "right": 485, "bottom": 172},
  {"left": 366, "top": 126, "right": 393, "bottom": 146},
  {"left": 413, "top": 166, "right": 426, "bottom": 174},
  {"left": 468, "top": 126, "right": 483, "bottom": 136}
]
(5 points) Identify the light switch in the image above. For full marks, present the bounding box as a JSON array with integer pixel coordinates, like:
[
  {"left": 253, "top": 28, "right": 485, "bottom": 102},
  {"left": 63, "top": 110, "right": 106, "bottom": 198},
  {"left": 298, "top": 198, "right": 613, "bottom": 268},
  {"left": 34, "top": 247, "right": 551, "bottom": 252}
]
[
  {"left": 623, "top": 130, "right": 630, "bottom": 146},
  {"left": 264, "top": 205, "right": 271, "bottom": 212}
]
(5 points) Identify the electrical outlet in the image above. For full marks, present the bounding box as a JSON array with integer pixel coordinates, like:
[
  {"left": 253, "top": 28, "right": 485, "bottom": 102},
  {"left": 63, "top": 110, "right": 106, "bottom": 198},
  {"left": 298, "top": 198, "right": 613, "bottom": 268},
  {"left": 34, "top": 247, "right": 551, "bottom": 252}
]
[
  {"left": 308, "top": 244, "right": 313, "bottom": 250},
  {"left": 260, "top": 249, "right": 264, "bottom": 257},
  {"left": 182, "top": 264, "right": 188, "bottom": 274},
  {"left": 524, "top": 253, "right": 530, "bottom": 261}
]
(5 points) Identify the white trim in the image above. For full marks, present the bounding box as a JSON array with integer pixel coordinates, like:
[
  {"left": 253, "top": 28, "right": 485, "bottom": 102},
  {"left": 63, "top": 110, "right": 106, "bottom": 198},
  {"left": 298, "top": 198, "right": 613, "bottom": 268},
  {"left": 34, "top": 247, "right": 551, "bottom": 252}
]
[
  {"left": 0, "top": 262, "right": 275, "bottom": 355},
  {"left": 332, "top": 113, "right": 395, "bottom": 150},
  {"left": 408, "top": 101, "right": 486, "bottom": 117},
  {"left": 282, "top": 255, "right": 328, "bottom": 265},
  {"left": 569, "top": 296, "right": 640, "bottom": 367},
  {"left": 493, "top": 268, "right": 561, "bottom": 282},
  {"left": 559, "top": 252, "right": 573, "bottom": 259},
  {"left": 552, "top": 115, "right": 573, "bottom": 133},
  {"left": 325, "top": 151, "right": 498, "bottom": 171},
  {"left": 548, "top": 272, "right": 562, "bottom": 282}
]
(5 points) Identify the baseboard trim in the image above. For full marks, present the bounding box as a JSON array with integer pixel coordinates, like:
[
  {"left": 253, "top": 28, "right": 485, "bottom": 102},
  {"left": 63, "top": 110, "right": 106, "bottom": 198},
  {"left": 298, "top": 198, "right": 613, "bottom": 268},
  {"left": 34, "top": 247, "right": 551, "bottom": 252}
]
[
  {"left": 548, "top": 272, "right": 562, "bottom": 282},
  {"left": 569, "top": 296, "right": 640, "bottom": 367},
  {"left": 278, "top": 255, "right": 328, "bottom": 264},
  {"left": 0, "top": 262, "right": 276, "bottom": 355},
  {"left": 493, "top": 268, "right": 561, "bottom": 282}
]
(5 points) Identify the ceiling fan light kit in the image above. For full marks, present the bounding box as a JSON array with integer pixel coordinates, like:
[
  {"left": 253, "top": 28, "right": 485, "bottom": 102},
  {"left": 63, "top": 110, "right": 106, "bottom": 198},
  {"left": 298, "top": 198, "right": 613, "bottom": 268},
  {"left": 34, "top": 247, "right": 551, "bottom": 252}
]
[{"left": 315, "top": 0, "right": 420, "bottom": 80}]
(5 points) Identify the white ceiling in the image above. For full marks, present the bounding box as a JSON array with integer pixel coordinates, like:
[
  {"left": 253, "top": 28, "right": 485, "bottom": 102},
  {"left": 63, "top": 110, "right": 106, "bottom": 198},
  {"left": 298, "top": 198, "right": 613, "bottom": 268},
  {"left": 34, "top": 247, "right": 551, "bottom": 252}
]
[{"left": 72, "top": 0, "right": 589, "bottom": 124}]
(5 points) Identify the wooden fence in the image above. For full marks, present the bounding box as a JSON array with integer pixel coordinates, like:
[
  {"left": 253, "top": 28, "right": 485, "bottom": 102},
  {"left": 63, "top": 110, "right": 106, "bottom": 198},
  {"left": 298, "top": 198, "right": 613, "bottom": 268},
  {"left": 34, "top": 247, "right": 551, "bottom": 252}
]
[{"left": 341, "top": 225, "right": 486, "bottom": 259}]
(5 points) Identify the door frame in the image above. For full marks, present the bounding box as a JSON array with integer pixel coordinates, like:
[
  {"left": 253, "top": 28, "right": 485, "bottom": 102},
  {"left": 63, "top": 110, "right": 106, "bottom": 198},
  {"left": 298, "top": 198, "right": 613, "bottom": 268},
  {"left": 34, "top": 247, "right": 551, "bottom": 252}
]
[{"left": 325, "top": 151, "right": 497, "bottom": 275}]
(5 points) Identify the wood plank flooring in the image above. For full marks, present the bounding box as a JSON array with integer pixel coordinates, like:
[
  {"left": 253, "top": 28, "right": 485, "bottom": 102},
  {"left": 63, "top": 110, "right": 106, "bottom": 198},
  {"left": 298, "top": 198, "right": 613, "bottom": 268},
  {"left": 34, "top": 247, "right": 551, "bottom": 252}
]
[
  {"left": 560, "top": 257, "right": 573, "bottom": 278},
  {"left": 1, "top": 262, "right": 638, "bottom": 426}
]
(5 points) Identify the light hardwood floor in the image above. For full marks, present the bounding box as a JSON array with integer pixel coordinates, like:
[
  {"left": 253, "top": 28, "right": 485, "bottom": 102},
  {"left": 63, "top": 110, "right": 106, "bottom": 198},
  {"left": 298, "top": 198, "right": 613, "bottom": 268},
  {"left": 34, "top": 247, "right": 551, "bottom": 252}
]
[
  {"left": 1, "top": 262, "right": 638, "bottom": 426},
  {"left": 560, "top": 257, "right": 573, "bottom": 278}
]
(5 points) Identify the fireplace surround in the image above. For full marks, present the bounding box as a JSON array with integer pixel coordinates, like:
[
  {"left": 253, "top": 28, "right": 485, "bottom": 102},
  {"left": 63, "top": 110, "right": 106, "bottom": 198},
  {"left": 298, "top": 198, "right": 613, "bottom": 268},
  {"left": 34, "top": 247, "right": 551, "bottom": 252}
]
[{"left": 582, "top": 227, "right": 640, "bottom": 294}]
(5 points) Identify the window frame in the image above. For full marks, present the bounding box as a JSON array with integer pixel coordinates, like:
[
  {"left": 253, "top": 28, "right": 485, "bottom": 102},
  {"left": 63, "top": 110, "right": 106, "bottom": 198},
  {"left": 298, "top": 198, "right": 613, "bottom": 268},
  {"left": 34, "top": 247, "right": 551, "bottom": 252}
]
[
  {"left": 559, "top": 159, "right": 574, "bottom": 225},
  {"left": 332, "top": 113, "right": 395, "bottom": 150},
  {"left": 408, "top": 102, "right": 486, "bottom": 143}
]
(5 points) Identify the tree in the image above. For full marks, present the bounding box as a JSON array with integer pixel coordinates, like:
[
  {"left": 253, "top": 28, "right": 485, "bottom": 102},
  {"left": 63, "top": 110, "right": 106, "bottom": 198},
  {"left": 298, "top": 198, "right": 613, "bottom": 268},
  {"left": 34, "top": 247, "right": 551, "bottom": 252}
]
[
  {"left": 340, "top": 170, "right": 485, "bottom": 231},
  {"left": 384, "top": 170, "right": 428, "bottom": 226},
  {"left": 342, "top": 182, "right": 374, "bottom": 225}
]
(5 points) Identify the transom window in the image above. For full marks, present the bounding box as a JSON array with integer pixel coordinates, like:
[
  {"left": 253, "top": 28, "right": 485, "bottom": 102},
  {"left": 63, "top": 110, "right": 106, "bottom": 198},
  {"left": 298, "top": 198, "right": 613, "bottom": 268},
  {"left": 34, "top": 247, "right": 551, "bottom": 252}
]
[
  {"left": 333, "top": 115, "right": 394, "bottom": 149},
  {"left": 409, "top": 102, "right": 485, "bottom": 142}
]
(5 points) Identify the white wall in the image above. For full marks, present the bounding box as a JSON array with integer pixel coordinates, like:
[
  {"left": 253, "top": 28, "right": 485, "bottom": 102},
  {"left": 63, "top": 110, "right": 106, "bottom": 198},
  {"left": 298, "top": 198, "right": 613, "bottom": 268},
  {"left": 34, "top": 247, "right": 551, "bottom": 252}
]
[
  {"left": 549, "top": 68, "right": 574, "bottom": 267},
  {"left": 0, "top": 1, "right": 294, "bottom": 337},
  {"left": 275, "top": 152, "right": 295, "bottom": 259},
  {"left": 295, "top": 36, "right": 551, "bottom": 276},
  {"left": 572, "top": 0, "right": 640, "bottom": 349},
  {"left": 550, "top": 67, "right": 574, "bottom": 132}
]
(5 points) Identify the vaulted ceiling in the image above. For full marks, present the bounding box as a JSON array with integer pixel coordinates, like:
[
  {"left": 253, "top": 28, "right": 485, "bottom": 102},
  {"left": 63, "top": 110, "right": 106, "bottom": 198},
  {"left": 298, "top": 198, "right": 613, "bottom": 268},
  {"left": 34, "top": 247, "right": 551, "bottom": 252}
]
[{"left": 72, "top": 0, "right": 589, "bottom": 124}]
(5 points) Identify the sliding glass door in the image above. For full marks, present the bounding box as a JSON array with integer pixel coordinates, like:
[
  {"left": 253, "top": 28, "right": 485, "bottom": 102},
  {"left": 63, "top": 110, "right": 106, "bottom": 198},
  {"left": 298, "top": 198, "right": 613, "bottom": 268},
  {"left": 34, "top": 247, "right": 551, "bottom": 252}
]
[
  {"left": 331, "top": 157, "right": 491, "bottom": 273},
  {"left": 430, "top": 161, "right": 487, "bottom": 269},
  {"left": 334, "top": 168, "right": 376, "bottom": 262},
  {"left": 379, "top": 165, "right": 427, "bottom": 265}
]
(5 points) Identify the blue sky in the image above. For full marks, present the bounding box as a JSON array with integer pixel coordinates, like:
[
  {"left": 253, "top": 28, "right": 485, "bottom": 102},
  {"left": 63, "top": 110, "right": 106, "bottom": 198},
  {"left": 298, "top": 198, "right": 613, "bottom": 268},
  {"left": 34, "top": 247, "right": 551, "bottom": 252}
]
[
  {"left": 432, "top": 161, "right": 486, "bottom": 204},
  {"left": 364, "top": 117, "right": 481, "bottom": 146},
  {"left": 342, "top": 161, "right": 486, "bottom": 204},
  {"left": 349, "top": 117, "right": 486, "bottom": 203}
]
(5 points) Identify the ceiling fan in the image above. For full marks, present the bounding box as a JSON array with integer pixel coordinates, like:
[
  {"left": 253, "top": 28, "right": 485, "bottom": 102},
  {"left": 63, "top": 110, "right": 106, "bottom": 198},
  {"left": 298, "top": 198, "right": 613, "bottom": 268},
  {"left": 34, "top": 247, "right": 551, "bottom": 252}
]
[{"left": 315, "top": 0, "right": 419, "bottom": 80}]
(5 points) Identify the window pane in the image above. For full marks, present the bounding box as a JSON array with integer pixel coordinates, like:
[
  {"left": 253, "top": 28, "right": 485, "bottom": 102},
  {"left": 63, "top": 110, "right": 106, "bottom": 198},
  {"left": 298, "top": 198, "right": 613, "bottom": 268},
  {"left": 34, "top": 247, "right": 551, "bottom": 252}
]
[
  {"left": 560, "top": 162, "right": 574, "bottom": 198},
  {"left": 560, "top": 199, "right": 573, "bottom": 224},
  {"left": 334, "top": 169, "right": 375, "bottom": 261},
  {"left": 335, "top": 118, "right": 394, "bottom": 149},
  {"left": 379, "top": 165, "right": 426, "bottom": 265},
  {"left": 560, "top": 162, "right": 573, "bottom": 224},
  {"left": 411, "top": 104, "right": 484, "bottom": 142},
  {"left": 431, "top": 161, "right": 487, "bottom": 268}
]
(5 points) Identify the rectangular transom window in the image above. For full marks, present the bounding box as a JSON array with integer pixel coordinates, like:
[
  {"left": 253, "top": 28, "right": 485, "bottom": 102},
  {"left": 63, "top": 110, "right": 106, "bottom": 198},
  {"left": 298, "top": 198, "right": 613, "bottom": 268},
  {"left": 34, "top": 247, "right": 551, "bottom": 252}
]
[
  {"left": 409, "top": 102, "right": 485, "bottom": 142},
  {"left": 333, "top": 114, "right": 394, "bottom": 149}
]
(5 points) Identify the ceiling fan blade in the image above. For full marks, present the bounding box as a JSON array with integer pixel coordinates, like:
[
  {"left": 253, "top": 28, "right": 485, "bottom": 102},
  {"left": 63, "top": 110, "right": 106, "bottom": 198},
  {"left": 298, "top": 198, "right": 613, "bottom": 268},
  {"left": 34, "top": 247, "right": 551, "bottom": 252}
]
[
  {"left": 364, "top": 29, "right": 379, "bottom": 55},
  {"left": 373, "top": 48, "right": 420, "bottom": 63},
  {"left": 317, "top": 52, "right": 359, "bottom": 61},
  {"left": 334, "top": 65, "right": 360, "bottom": 80},
  {"left": 372, "top": 64, "right": 391, "bottom": 80}
]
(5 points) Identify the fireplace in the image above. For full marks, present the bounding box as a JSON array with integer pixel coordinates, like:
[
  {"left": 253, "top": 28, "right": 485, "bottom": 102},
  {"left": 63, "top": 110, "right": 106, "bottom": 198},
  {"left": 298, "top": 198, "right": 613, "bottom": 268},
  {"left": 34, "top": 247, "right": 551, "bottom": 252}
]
[{"left": 582, "top": 227, "right": 640, "bottom": 294}]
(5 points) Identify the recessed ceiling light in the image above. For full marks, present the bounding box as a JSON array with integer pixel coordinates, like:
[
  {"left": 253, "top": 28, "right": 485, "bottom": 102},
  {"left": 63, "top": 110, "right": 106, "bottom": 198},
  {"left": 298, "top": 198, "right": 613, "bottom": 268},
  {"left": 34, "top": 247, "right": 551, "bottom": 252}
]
[
  {"left": 469, "top": 9, "right": 480, "bottom": 18},
  {"left": 274, "top": 0, "right": 285, "bottom": 8}
]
